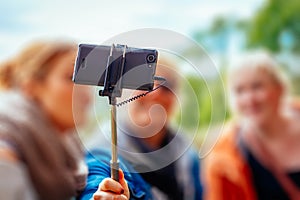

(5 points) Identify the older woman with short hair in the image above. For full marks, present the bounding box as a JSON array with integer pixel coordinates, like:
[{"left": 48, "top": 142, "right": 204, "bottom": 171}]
[{"left": 203, "top": 51, "right": 300, "bottom": 200}]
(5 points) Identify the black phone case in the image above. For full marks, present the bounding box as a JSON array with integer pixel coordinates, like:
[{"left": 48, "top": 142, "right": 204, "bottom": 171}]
[{"left": 72, "top": 44, "right": 158, "bottom": 91}]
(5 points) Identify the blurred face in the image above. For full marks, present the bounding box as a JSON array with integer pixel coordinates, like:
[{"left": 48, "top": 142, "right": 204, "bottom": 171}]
[
  {"left": 32, "top": 50, "right": 91, "bottom": 132},
  {"left": 128, "top": 68, "right": 178, "bottom": 136},
  {"left": 229, "top": 67, "right": 282, "bottom": 126}
]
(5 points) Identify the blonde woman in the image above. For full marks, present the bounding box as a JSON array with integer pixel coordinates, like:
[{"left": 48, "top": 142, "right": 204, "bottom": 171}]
[
  {"left": 0, "top": 40, "right": 91, "bottom": 200},
  {"left": 203, "top": 52, "right": 300, "bottom": 200}
]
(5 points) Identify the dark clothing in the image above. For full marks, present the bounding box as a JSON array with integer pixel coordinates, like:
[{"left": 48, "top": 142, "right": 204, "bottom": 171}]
[
  {"left": 131, "top": 132, "right": 183, "bottom": 199},
  {"left": 117, "top": 126, "right": 202, "bottom": 200},
  {"left": 245, "top": 146, "right": 300, "bottom": 200}
]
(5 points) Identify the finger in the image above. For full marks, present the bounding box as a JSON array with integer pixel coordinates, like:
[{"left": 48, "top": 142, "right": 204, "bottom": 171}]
[
  {"left": 99, "top": 178, "right": 124, "bottom": 194},
  {"left": 119, "top": 169, "right": 130, "bottom": 199},
  {"left": 119, "top": 169, "right": 125, "bottom": 185},
  {"left": 93, "top": 190, "right": 128, "bottom": 200}
]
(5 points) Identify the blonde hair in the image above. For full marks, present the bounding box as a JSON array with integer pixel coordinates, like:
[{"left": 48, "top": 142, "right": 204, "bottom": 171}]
[
  {"left": 0, "top": 40, "right": 76, "bottom": 90},
  {"left": 228, "top": 50, "right": 289, "bottom": 91},
  {"left": 227, "top": 51, "right": 290, "bottom": 113}
]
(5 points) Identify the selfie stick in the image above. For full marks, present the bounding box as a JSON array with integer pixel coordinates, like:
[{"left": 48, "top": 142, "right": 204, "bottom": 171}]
[{"left": 99, "top": 44, "right": 126, "bottom": 182}]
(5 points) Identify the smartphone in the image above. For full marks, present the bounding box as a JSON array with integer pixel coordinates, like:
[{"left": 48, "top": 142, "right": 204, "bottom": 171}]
[{"left": 72, "top": 44, "right": 158, "bottom": 91}]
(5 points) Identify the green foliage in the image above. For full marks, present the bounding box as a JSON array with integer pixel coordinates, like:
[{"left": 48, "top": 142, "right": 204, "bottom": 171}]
[
  {"left": 176, "top": 75, "right": 229, "bottom": 130},
  {"left": 247, "top": 0, "right": 300, "bottom": 52},
  {"left": 291, "top": 76, "right": 300, "bottom": 95},
  {"left": 209, "top": 17, "right": 229, "bottom": 35},
  {"left": 192, "top": 16, "right": 232, "bottom": 53}
]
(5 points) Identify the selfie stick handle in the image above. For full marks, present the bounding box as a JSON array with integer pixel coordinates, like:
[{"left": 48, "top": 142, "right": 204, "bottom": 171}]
[{"left": 110, "top": 98, "right": 119, "bottom": 182}]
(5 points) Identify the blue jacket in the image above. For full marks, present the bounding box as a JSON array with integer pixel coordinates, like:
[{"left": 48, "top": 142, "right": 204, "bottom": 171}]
[
  {"left": 85, "top": 126, "right": 203, "bottom": 200},
  {"left": 79, "top": 149, "right": 153, "bottom": 200}
]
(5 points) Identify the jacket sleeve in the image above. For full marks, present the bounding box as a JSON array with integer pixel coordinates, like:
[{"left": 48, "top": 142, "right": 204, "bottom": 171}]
[
  {"left": 78, "top": 149, "right": 153, "bottom": 200},
  {"left": 78, "top": 150, "right": 111, "bottom": 200}
]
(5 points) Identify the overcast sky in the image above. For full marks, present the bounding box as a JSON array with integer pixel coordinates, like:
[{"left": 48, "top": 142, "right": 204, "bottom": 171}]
[{"left": 0, "top": 0, "right": 263, "bottom": 61}]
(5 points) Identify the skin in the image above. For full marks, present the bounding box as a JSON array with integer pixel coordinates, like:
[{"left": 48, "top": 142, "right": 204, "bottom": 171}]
[
  {"left": 229, "top": 66, "right": 300, "bottom": 171},
  {"left": 229, "top": 67, "right": 283, "bottom": 128},
  {"left": 127, "top": 66, "right": 178, "bottom": 149},
  {"left": 93, "top": 170, "right": 130, "bottom": 200},
  {"left": 26, "top": 50, "right": 91, "bottom": 132}
]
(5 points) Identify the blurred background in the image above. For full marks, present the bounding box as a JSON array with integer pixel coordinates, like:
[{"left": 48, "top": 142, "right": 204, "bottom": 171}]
[{"left": 1, "top": 0, "right": 299, "bottom": 150}]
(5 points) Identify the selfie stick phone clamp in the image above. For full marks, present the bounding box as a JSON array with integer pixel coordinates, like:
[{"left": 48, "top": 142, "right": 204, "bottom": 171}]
[{"left": 99, "top": 44, "right": 127, "bottom": 182}]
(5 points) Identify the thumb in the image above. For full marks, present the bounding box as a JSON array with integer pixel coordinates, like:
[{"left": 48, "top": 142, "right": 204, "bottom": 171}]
[{"left": 119, "top": 169, "right": 130, "bottom": 199}]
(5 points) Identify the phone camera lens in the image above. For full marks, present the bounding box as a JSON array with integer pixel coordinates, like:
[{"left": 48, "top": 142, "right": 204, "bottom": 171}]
[{"left": 146, "top": 54, "right": 156, "bottom": 63}]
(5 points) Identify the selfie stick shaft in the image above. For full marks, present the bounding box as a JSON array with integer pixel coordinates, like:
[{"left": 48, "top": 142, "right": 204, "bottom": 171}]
[
  {"left": 110, "top": 97, "right": 119, "bottom": 182},
  {"left": 100, "top": 44, "right": 126, "bottom": 182}
]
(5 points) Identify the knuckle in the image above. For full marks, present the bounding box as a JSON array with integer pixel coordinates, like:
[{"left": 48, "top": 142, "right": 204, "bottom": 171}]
[{"left": 100, "top": 178, "right": 111, "bottom": 189}]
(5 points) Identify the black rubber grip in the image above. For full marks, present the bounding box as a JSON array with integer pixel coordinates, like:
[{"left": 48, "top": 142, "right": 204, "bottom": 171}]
[{"left": 110, "top": 161, "right": 119, "bottom": 182}]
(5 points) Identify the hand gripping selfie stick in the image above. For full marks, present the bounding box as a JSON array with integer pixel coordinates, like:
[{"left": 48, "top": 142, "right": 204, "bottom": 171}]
[{"left": 99, "top": 44, "right": 126, "bottom": 182}]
